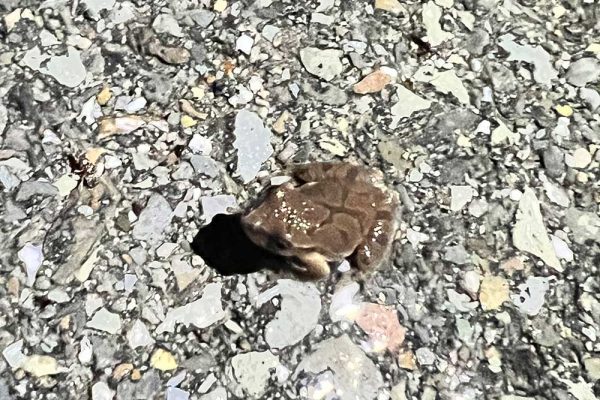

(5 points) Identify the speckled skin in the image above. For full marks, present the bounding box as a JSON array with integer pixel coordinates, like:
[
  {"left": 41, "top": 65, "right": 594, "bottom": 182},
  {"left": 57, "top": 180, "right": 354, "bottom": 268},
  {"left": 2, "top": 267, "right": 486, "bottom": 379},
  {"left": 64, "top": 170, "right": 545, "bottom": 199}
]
[{"left": 241, "top": 162, "right": 399, "bottom": 279}]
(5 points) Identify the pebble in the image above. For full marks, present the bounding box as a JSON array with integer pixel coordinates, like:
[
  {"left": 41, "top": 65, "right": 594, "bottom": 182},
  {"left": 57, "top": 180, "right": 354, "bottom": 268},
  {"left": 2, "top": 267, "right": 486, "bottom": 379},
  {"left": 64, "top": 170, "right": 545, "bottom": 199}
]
[
  {"left": 422, "top": 1, "right": 453, "bottom": 46},
  {"left": 375, "top": 0, "right": 407, "bottom": 14},
  {"left": 200, "top": 195, "right": 238, "bottom": 223},
  {"left": 565, "top": 148, "right": 592, "bottom": 169},
  {"left": 230, "top": 351, "right": 280, "bottom": 398},
  {"left": 450, "top": 185, "right": 475, "bottom": 211},
  {"left": 479, "top": 276, "right": 509, "bottom": 311},
  {"left": 511, "top": 277, "right": 550, "bottom": 316},
  {"left": 21, "top": 355, "right": 61, "bottom": 377},
  {"left": 153, "top": 13, "right": 184, "bottom": 37},
  {"left": 580, "top": 88, "right": 600, "bottom": 111},
  {"left": 18, "top": 243, "right": 44, "bottom": 287},
  {"left": 299, "top": 47, "right": 343, "bottom": 82},
  {"left": 498, "top": 34, "right": 557, "bottom": 85},
  {"left": 156, "top": 283, "right": 225, "bottom": 334},
  {"left": 512, "top": 188, "right": 562, "bottom": 271},
  {"left": 566, "top": 58, "right": 600, "bottom": 87},
  {"left": 258, "top": 280, "right": 321, "bottom": 349},
  {"left": 295, "top": 335, "right": 383, "bottom": 400},
  {"left": 415, "top": 347, "right": 436, "bottom": 366},
  {"left": 236, "top": 34, "right": 254, "bottom": 55},
  {"left": 353, "top": 69, "right": 394, "bottom": 94},
  {"left": 127, "top": 319, "right": 155, "bottom": 349},
  {"left": 45, "top": 47, "right": 87, "bottom": 88},
  {"left": 87, "top": 307, "right": 122, "bottom": 334},
  {"left": 92, "top": 382, "right": 114, "bottom": 400},
  {"left": 233, "top": 110, "right": 273, "bottom": 183},
  {"left": 151, "top": 348, "right": 178, "bottom": 371},
  {"left": 132, "top": 194, "right": 173, "bottom": 245},
  {"left": 355, "top": 303, "right": 406, "bottom": 352}
]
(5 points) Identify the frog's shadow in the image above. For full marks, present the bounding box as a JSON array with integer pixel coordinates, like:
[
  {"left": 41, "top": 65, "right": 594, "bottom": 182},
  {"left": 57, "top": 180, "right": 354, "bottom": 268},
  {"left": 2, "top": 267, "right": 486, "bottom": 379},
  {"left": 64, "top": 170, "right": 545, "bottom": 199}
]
[{"left": 191, "top": 213, "right": 290, "bottom": 276}]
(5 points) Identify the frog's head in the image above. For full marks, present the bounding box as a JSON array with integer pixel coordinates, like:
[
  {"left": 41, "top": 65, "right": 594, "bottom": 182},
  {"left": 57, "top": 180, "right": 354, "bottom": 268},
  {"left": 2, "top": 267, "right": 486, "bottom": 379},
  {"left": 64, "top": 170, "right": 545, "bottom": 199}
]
[{"left": 241, "top": 183, "right": 329, "bottom": 258}]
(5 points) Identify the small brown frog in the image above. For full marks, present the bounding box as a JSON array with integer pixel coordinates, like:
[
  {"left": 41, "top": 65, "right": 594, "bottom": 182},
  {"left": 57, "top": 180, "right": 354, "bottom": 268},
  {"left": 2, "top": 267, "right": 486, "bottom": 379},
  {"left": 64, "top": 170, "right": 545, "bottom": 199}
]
[{"left": 241, "top": 162, "right": 399, "bottom": 279}]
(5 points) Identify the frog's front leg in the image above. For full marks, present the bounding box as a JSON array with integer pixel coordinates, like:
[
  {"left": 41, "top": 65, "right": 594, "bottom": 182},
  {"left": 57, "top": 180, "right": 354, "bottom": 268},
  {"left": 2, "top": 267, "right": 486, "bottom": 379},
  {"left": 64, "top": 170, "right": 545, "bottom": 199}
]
[{"left": 292, "top": 251, "right": 331, "bottom": 280}]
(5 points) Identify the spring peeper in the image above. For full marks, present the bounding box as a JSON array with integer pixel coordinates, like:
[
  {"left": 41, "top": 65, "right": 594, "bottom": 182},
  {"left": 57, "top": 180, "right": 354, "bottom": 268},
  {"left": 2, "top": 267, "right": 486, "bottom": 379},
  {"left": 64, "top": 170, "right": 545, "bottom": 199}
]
[{"left": 241, "top": 162, "right": 399, "bottom": 279}]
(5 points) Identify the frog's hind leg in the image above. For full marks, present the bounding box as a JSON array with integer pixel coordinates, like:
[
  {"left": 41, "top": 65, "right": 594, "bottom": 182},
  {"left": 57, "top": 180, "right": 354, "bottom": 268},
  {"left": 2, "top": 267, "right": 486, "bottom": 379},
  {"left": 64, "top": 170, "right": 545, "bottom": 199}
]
[
  {"left": 351, "top": 217, "right": 396, "bottom": 272},
  {"left": 292, "top": 251, "right": 331, "bottom": 280}
]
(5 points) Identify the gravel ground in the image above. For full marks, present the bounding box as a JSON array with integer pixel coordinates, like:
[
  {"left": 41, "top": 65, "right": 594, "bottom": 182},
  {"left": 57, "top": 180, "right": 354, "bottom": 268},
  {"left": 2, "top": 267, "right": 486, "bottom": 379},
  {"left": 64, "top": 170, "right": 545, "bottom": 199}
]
[{"left": 1, "top": 0, "right": 599, "bottom": 399}]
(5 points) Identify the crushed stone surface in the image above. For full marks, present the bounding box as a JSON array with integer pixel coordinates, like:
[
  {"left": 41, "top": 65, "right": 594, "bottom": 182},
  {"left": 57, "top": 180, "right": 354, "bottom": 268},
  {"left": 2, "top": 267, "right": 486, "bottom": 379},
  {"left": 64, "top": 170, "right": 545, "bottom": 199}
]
[{"left": 0, "top": 0, "right": 599, "bottom": 399}]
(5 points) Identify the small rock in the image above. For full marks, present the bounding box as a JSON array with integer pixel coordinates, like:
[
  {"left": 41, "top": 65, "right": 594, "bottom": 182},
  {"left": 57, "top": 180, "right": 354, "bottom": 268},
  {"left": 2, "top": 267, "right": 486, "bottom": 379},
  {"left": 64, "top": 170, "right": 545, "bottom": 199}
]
[
  {"left": 22, "top": 355, "right": 61, "bottom": 377},
  {"left": 299, "top": 47, "right": 343, "bottom": 82},
  {"left": 479, "top": 276, "right": 509, "bottom": 311},
  {"left": 450, "top": 185, "right": 475, "bottom": 211},
  {"left": 127, "top": 320, "right": 155, "bottom": 349},
  {"left": 355, "top": 303, "right": 406, "bottom": 352},
  {"left": 156, "top": 283, "right": 225, "bottom": 334},
  {"left": 353, "top": 69, "right": 393, "bottom": 94},
  {"left": 258, "top": 280, "right": 321, "bottom": 349},
  {"left": 153, "top": 13, "right": 184, "bottom": 37},
  {"left": 92, "top": 382, "right": 115, "bottom": 400},
  {"left": 18, "top": 243, "right": 43, "bottom": 286},
  {"left": 87, "top": 307, "right": 122, "bottom": 334},
  {"left": 151, "top": 348, "right": 178, "bottom": 371},
  {"left": 230, "top": 351, "right": 280, "bottom": 398},
  {"left": 415, "top": 347, "right": 436, "bottom": 366},
  {"left": 374, "top": 0, "right": 407, "bottom": 14},
  {"left": 511, "top": 276, "right": 550, "bottom": 316},
  {"left": 236, "top": 34, "right": 254, "bottom": 55},
  {"left": 565, "top": 148, "right": 592, "bottom": 169},
  {"left": 233, "top": 110, "right": 273, "bottom": 183},
  {"left": 512, "top": 188, "right": 562, "bottom": 271},
  {"left": 566, "top": 58, "right": 600, "bottom": 87},
  {"left": 132, "top": 194, "right": 173, "bottom": 244},
  {"left": 201, "top": 195, "right": 238, "bottom": 223}
]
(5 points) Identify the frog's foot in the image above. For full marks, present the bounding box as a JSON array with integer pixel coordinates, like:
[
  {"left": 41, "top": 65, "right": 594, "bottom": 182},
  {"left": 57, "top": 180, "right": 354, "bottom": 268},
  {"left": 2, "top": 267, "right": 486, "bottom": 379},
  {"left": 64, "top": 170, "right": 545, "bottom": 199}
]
[{"left": 293, "top": 252, "right": 331, "bottom": 280}]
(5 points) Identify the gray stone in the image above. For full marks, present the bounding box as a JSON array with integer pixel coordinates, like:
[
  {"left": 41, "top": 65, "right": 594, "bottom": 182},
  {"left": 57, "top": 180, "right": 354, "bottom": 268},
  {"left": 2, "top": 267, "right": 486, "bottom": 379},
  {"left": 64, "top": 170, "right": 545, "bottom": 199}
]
[
  {"left": 463, "top": 28, "right": 489, "bottom": 56},
  {"left": 156, "top": 283, "right": 225, "bottom": 333},
  {"left": 580, "top": 87, "right": 600, "bottom": 111},
  {"left": 229, "top": 351, "right": 279, "bottom": 398},
  {"left": 512, "top": 188, "right": 562, "bottom": 271},
  {"left": 257, "top": 280, "right": 321, "bottom": 349},
  {"left": 294, "top": 335, "right": 383, "bottom": 400},
  {"left": 233, "top": 110, "right": 273, "bottom": 183},
  {"left": 82, "top": 0, "right": 116, "bottom": 16},
  {"left": 15, "top": 180, "right": 59, "bottom": 201},
  {"left": 153, "top": 13, "right": 184, "bottom": 37},
  {"left": 443, "top": 244, "right": 471, "bottom": 265},
  {"left": 542, "top": 145, "right": 565, "bottom": 178},
  {"left": 45, "top": 47, "right": 87, "bottom": 88},
  {"left": 416, "top": 347, "right": 436, "bottom": 365},
  {"left": 200, "top": 195, "right": 238, "bottom": 223},
  {"left": 566, "top": 58, "right": 600, "bottom": 87},
  {"left": 498, "top": 34, "right": 557, "bottom": 85},
  {"left": 199, "top": 387, "right": 228, "bottom": 400},
  {"left": 190, "top": 155, "right": 220, "bottom": 177},
  {"left": 190, "top": 9, "right": 215, "bottom": 27},
  {"left": 132, "top": 194, "right": 172, "bottom": 244},
  {"left": 299, "top": 47, "right": 343, "bottom": 82},
  {"left": 87, "top": 307, "right": 122, "bottom": 334},
  {"left": 565, "top": 208, "right": 600, "bottom": 245},
  {"left": 0, "top": 166, "right": 20, "bottom": 191},
  {"left": 511, "top": 276, "right": 550, "bottom": 316}
]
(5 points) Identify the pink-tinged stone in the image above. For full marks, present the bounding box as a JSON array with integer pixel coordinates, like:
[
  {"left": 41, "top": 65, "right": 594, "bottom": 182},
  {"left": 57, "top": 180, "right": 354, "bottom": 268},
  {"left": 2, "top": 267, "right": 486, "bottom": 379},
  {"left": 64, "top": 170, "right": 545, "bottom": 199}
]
[
  {"left": 353, "top": 70, "right": 393, "bottom": 94},
  {"left": 355, "top": 303, "right": 406, "bottom": 352}
]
